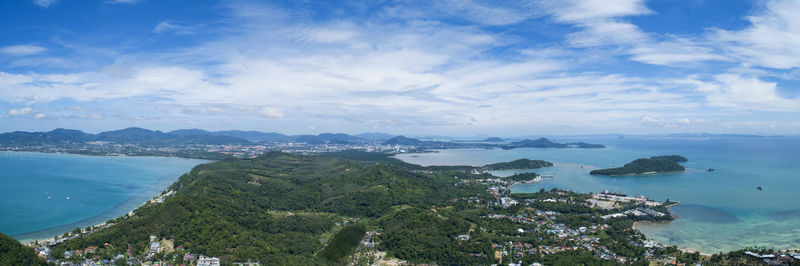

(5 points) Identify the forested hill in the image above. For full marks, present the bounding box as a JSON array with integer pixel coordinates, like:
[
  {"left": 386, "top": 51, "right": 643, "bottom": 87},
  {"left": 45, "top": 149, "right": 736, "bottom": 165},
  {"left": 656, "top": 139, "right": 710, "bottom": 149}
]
[
  {"left": 51, "top": 151, "right": 486, "bottom": 264},
  {"left": 0, "top": 232, "right": 46, "bottom": 265},
  {"left": 590, "top": 155, "right": 687, "bottom": 176},
  {"left": 483, "top": 158, "right": 554, "bottom": 170}
]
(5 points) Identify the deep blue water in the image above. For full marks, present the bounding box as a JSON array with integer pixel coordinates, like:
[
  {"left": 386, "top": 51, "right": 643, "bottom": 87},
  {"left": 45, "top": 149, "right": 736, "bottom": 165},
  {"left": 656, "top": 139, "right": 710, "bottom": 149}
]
[
  {"left": 395, "top": 136, "right": 800, "bottom": 253},
  {"left": 0, "top": 152, "right": 206, "bottom": 242}
]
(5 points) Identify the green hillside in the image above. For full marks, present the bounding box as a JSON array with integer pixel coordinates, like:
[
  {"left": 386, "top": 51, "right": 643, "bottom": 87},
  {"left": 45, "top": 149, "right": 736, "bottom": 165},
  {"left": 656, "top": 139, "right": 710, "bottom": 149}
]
[
  {"left": 0, "top": 233, "right": 47, "bottom": 266},
  {"left": 51, "top": 151, "right": 485, "bottom": 264},
  {"left": 590, "top": 156, "right": 687, "bottom": 176}
]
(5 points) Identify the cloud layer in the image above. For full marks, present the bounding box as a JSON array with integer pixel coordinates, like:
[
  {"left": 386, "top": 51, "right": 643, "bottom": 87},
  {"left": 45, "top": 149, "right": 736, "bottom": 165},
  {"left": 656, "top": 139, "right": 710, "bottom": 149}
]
[{"left": 3, "top": 0, "right": 800, "bottom": 135}]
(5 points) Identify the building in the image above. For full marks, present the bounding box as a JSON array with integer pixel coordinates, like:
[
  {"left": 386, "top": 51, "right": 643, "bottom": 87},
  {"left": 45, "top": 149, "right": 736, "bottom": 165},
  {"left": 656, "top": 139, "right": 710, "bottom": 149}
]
[{"left": 198, "top": 255, "right": 221, "bottom": 266}]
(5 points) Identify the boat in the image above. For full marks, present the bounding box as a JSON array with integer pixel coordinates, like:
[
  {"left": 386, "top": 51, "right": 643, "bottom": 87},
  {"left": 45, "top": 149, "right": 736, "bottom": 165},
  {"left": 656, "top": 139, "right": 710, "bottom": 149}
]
[
  {"left": 757, "top": 186, "right": 763, "bottom": 191},
  {"left": 66, "top": 196, "right": 71, "bottom": 200},
  {"left": 706, "top": 168, "right": 715, "bottom": 172}
]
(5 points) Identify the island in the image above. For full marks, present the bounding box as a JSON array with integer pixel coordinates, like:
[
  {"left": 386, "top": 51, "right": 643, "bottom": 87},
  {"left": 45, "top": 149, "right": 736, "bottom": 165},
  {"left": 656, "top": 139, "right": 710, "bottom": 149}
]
[
  {"left": 482, "top": 158, "right": 554, "bottom": 170},
  {"left": 590, "top": 155, "right": 687, "bottom": 176},
  {"left": 565, "top": 142, "right": 606, "bottom": 149},
  {"left": 501, "top": 138, "right": 605, "bottom": 149}
]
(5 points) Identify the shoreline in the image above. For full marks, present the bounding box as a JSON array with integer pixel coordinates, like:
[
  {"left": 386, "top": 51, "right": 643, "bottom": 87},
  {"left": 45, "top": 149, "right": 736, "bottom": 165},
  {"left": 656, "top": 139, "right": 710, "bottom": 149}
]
[
  {"left": 1, "top": 152, "right": 209, "bottom": 244},
  {"left": 633, "top": 202, "right": 711, "bottom": 257},
  {"left": 16, "top": 188, "right": 167, "bottom": 245}
]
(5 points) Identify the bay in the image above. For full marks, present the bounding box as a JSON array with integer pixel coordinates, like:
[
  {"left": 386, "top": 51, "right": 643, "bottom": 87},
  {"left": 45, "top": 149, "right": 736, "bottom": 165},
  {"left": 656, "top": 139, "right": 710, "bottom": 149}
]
[
  {"left": 0, "top": 151, "right": 207, "bottom": 242},
  {"left": 395, "top": 136, "right": 800, "bottom": 253}
]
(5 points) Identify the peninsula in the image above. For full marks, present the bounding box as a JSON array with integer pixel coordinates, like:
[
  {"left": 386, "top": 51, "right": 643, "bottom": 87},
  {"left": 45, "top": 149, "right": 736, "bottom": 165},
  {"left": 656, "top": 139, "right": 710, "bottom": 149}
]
[{"left": 590, "top": 155, "right": 687, "bottom": 176}]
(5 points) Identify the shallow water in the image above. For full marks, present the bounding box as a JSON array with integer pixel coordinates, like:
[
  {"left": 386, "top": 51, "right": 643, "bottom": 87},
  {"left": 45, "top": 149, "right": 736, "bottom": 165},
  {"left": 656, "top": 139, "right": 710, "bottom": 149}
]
[
  {"left": 395, "top": 136, "right": 800, "bottom": 253},
  {"left": 0, "top": 152, "right": 206, "bottom": 242}
]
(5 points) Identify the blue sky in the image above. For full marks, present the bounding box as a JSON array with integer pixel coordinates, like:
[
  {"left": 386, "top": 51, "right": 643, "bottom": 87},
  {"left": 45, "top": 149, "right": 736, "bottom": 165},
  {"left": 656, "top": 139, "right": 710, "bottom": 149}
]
[{"left": 1, "top": 0, "right": 800, "bottom": 136}]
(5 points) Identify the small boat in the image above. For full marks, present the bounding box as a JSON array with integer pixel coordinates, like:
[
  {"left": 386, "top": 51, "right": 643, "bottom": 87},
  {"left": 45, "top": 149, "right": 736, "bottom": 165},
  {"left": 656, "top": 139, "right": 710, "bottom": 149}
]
[
  {"left": 47, "top": 196, "right": 51, "bottom": 199},
  {"left": 757, "top": 186, "right": 763, "bottom": 191},
  {"left": 706, "top": 168, "right": 715, "bottom": 172},
  {"left": 66, "top": 196, "right": 71, "bottom": 200}
]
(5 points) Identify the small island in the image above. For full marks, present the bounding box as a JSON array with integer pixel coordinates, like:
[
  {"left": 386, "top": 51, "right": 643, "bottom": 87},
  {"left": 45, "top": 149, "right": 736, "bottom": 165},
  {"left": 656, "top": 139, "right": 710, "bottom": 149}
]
[
  {"left": 483, "top": 158, "right": 554, "bottom": 170},
  {"left": 565, "top": 142, "right": 606, "bottom": 149},
  {"left": 590, "top": 155, "right": 687, "bottom": 176}
]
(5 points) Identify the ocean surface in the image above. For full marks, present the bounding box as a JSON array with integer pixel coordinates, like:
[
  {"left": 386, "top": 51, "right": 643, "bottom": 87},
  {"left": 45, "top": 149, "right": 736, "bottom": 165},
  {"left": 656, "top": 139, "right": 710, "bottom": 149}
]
[
  {"left": 395, "top": 136, "right": 800, "bottom": 254},
  {"left": 0, "top": 152, "right": 207, "bottom": 242}
]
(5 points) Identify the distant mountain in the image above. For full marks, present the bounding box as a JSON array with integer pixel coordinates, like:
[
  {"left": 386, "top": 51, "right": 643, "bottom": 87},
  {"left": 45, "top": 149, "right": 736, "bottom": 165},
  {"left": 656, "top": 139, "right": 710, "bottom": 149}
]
[
  {"left": 96, "top": 127, "right": 172, "bottom": 143},
  {"left": 384, "top": 136, "right": 422, "bottom": 145},
  {"left": 482, "top": 137, "right": 505, "bottom": 142},
  {"left": 0, "top": 128, "right": 253, "bottom": 146},
  {"left": 216, "top": 131, "right": 291, "bottom": 142},
  {"left": 508, "top": 138, "right": 568, "bottom": 148},
  {"left": 168, "top": 129, "right": 214, "bottom": 136},
  {"left": 0, "top": 128, "right": 92, "bottom": 145},
  {"left": 317, "top": 133, "right": 364, "bottom": 143},
  {"left": 355, "top": 132, "right": 395, "bottom": 141}
]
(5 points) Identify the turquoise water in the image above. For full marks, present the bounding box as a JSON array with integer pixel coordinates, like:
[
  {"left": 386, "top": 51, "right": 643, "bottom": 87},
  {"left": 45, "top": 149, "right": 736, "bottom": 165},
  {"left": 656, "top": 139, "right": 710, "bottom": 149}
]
[
  {"left": 395, "top": 136, "right": 800, "bottom": 253},
  {"left": 0, "top": 152, "right": 206, "bottom": 242}
]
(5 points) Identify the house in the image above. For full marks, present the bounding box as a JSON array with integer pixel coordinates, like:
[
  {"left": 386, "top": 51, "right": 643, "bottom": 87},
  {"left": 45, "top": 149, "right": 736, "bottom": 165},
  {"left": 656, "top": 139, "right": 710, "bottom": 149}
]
[
  {"left": 197, "top": 255, "right": 221, "bottom": 266},
  {"left": 85, "top": 246, "right": 98, "bottom": 254}
]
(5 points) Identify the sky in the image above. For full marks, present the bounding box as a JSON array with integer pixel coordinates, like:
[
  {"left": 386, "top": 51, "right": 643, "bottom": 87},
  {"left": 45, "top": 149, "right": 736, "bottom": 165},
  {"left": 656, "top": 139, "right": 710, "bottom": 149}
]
[{"left": 1, "top": 0, "right": 800, "bottom": 136}]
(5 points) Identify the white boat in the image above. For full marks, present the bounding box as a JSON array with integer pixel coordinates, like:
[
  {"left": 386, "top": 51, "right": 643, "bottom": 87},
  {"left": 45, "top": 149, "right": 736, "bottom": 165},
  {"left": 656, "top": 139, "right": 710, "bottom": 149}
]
[{"left": 66, "top": 197, "right": 71, "bottom": 200}]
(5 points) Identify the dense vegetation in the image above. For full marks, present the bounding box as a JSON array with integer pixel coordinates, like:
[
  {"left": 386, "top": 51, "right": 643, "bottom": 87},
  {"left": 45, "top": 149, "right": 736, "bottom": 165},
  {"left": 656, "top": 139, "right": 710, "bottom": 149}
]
[
  {"left": 0, "top": 232, "right": 46, "bottom": 266},
  {"left": 590, "top": 156, "right": 687, "bottom": 176},
  {"left": 51, "top": 151, "right": 487, "bottom": 264},
  {"left": 505, "top": 172, "right": 541, "bottom": 182},
  {"left": 316, "top": 224, "right": 366, "bottom": 263},
  {"left": 650, "top": 155, "right": 688, "bottom": 162},
  {"left": 483, "top": 158, "right": 553, "bottom": 170}
]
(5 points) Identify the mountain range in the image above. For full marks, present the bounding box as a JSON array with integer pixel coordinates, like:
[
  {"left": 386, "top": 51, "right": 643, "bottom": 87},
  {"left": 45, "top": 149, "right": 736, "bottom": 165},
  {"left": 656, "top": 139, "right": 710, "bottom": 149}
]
[{"left": 0, "top": 128, "right": 604, "bottom": 149}]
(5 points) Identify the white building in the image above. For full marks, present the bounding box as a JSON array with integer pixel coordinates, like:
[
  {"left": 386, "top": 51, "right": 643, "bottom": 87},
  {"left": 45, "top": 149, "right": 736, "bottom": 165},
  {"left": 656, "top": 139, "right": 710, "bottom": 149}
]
[{"left": 198, "top": 255, "right": 221, "bottom": 266}]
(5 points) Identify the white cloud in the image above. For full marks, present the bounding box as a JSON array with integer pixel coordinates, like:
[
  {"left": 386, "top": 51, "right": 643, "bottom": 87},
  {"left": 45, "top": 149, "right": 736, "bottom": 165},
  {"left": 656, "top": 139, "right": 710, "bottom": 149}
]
[
  {"left": 0, "top": 45, "right": 47, "bottom": 56},
  {"left": 712, "top": 0, "right": 800, "bottom": 69},
  {"left": 240, "top": 106, "right": 284, "bottom": 118},
  {"left": 544, "top": 0, "right": 652, "bottom": 23},
  {"left": 8, "top": 107, "right": 34, "bottom": 116},
  {"left": 630, "top": 37, "right": 728, "bottom": 66},
  {"left": 31, "top": 0, "right": 57, "bottom": 7},
  {"left": 640, "top": 115, "right": 710, "bottom": 127},
  {"left": 154, "top": 21, "right": 197, "bottom": 35},
  {"left": 690, "top": 74, "right": 800, "bottom": 111},
  {"left": 4, "top": 1, "right": 800, "bottom": 134}
]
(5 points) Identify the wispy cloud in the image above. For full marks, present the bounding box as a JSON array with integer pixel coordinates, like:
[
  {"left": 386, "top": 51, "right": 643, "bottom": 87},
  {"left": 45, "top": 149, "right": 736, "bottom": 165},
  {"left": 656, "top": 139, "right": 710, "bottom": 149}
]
[
  {"left": 104, "top": 0, "right": 143, "bottom": 4},
  {"left": 711, "top": 0, "right": 800, "bottom": 69},
  {"left": 31, "top": 0, "right": 57, "bottom": 8},
  {"left": 0, "top": 44, "right": 47, "bottom": 56},
  {"left": 153, "top": 21, "right": 197, "bottom": 35}
]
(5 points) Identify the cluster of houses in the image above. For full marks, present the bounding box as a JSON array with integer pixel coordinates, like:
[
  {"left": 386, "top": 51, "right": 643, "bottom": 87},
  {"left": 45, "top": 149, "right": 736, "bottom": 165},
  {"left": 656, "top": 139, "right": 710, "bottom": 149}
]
[
  {"left": 745, "top": 250, "right": 800, "bottom": 265},
  {"left": 601, "top": 207, "right": 666, "bottom": 220}
]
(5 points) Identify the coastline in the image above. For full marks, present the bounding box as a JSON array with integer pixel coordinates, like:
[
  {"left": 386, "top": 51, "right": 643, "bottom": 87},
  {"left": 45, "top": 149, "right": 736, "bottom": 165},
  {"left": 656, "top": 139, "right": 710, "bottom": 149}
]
[
  {"left": 1, "top": 151, "right": 210, "bottom": 244},
  {"left": 632, "top": 201, "right": 716, "bottom": 256}
]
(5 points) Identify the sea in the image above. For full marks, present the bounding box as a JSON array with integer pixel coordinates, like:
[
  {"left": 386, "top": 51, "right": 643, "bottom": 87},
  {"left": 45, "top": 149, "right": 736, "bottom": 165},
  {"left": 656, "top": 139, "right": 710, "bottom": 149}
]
[
  {"left": 395, "top": 136, "right": 800, "bottom": 254},
  {"left": 0, "top": 151, "right": 207, "bottom": 242}
]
